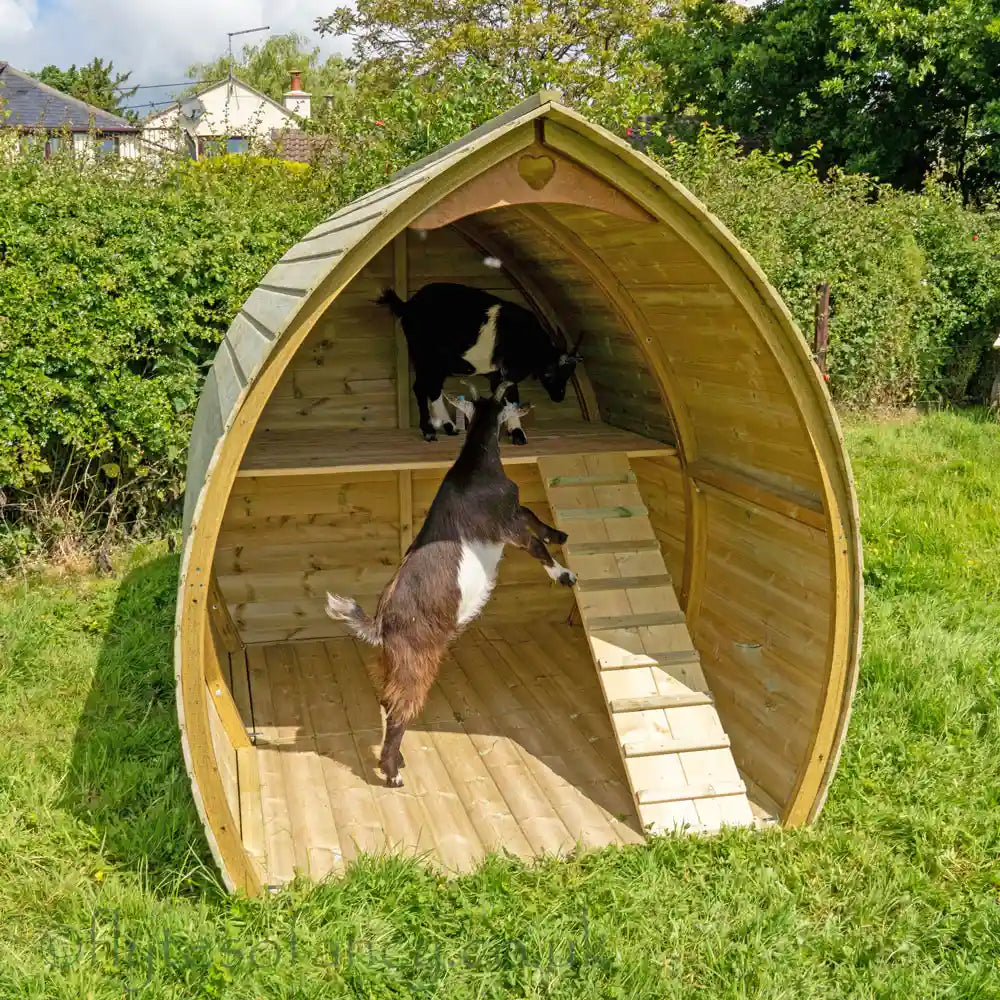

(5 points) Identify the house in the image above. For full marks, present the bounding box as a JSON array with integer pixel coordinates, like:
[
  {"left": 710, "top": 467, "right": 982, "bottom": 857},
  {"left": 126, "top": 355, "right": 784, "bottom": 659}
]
[
  {"left": 142, "top": 72, "right": 317, "bottom": 161},
  {"left": 0, "top": 60, "right": 140, "bottom": 157}
]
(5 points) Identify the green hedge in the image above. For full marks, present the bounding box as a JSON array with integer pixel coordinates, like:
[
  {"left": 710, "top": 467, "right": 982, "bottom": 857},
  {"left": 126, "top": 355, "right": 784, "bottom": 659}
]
[
  {"left": 655, "top": 129, "right": 1000, "bottom": 407},
  {"left": 1, "top": 81, "right": 998, "bottom": 565},
  {"left": 0, "top": 151, "right": 338, "bottom": 558}
]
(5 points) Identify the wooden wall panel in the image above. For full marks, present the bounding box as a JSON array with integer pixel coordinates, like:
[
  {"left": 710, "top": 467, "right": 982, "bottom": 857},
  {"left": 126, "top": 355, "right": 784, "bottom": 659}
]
[
  {"left": 217, "top": 471, "right": 400, "bottom": 645},
  {"left": 471, "top": 207, "right": 673, "bottom": 444},
  {"left": 404, "top": 225, "right": 588, "bottom": 432},
  {"left": 693, "top": 490, "right": 830, "bottom": 809},
  {"left": 256, "top": 249, "right": 398, "bottom": 437},
  {"left": 630, "top": 455, "right": 686, "bottom": 587}
]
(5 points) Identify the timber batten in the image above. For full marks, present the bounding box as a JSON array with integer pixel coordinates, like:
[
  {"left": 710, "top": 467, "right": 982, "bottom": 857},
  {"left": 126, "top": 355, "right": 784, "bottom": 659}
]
[{"left": 176, "top": 93, "right": 862, "bottom": 894}]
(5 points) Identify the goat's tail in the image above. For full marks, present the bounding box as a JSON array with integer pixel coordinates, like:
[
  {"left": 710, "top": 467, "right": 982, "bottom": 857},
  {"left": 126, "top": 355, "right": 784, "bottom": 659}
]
[
  {"left": 326, "top": 593, "right": 382, "bottom": 646},
  {"left": 374, "top": 288, "right": 407, "bottom": 317}
]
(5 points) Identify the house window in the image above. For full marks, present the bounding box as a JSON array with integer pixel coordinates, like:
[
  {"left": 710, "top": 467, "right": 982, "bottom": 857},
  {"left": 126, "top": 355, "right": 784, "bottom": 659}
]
[
  {"left": 44, "top": 135, "right": 63, "bottom": 159},
  {"left": 98, "top": 136, "right": 120, "bottom": 157},
  {"left": 197, "top": 136, "right": 248, "bottom": 159}
]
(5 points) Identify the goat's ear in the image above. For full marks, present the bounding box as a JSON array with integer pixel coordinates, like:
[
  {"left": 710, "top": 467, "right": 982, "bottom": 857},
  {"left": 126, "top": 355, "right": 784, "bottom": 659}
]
[
  {"left": 443, "top": 392, "right": 474, "bottom": 419},
  {"left": 500, "top": 401, "right": 532, "bottom": 424},
  {"left": 493, "top": 380, "right": 514, "bottom": 402}
]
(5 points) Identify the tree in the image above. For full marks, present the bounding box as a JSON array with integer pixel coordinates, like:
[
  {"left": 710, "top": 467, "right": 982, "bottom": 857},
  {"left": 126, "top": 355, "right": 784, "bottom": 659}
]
[
  {"left": 185, "top": 32, "right": 351, "bottom": 108},
  {"left": 35, "top": 57, "right": 137, "bottom": 117},
  {"left": 315, "top": 0, "right": 665, "bottom": 121},
  {"left": 646, "top": 0, "right": 1000, "bottom": 203}
]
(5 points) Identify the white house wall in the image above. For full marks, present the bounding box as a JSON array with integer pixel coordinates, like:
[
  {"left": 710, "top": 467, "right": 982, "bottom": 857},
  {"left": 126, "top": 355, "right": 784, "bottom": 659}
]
[{"left": 141, "top": 81, "right": 297, "bottom": 160}]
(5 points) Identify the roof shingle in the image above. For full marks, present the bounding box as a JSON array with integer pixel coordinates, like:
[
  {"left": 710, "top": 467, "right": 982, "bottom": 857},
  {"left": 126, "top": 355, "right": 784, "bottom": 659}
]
[{"left": 0, "top": 61, "right": 137, "bottom": 132}]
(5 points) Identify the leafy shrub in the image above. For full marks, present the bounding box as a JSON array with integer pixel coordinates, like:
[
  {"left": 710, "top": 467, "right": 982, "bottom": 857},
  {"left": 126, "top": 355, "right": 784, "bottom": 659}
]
[
  {"left": 653, "top": 129, "right": 1000, "bottom": 406},
  {"left": 2, "top": 73, "right": 999, "bottom": 569},
  {"left": 0, "top": 146, "right": 337, "bottom": 559}
]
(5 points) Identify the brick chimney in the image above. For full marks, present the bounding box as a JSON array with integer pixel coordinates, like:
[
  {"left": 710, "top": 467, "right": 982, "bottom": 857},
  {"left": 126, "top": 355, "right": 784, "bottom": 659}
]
[{"left": 283, "top": 69, "right": 311, "bottom": 120}]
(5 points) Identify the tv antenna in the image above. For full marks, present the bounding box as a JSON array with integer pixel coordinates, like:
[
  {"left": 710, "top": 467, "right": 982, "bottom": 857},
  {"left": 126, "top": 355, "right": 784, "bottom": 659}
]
[{"left": 227, "top": 25, "right": 270, "bottom": 81}]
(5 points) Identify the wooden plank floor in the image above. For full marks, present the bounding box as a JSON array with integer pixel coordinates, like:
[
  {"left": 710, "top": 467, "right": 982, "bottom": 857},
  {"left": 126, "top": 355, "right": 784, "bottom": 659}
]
[
  {"left": 238, "top": 424, "right": 674, "bottom": 477},
  {"left": 233, "top": 621, "right": 645, "bottom": 888}
]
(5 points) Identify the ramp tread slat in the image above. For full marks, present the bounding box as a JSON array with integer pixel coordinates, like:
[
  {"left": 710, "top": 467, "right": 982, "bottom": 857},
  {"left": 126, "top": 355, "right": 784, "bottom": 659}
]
[
  {"left": 637, "top": 781, "right": 747, "bottom": 805},
  {"left": 624, "top": 735, "right": 731, "bottom": 758}
]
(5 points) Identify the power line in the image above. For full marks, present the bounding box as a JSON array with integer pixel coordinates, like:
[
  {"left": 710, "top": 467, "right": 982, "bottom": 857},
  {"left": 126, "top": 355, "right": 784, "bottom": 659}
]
[{"left": 114, "top": 79, "right": 217, "bottom": 92}]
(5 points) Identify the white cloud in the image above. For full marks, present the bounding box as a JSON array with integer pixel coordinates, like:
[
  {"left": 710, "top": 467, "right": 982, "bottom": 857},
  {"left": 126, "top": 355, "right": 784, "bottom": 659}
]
[
  {"left": 0, "top": 0, "right": 37, "bottom": 38},
  {"left": 1, "top": 0, "right": 350, "bottom": 105}
]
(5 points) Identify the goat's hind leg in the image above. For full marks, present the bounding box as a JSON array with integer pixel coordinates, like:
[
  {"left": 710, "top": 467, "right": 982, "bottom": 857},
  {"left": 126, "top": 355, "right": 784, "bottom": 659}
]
[{"left": 508, "top": 514, "right": 576, "bottom": 586}]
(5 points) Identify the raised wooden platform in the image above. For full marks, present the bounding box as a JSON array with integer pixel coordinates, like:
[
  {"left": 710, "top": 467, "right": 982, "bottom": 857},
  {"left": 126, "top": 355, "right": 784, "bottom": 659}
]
[
  {"left": 230, "top": 622, "right": 646, "bottom": 887},
  {"left": 238, "top": 424, "right": 674, "bottom": 478}
]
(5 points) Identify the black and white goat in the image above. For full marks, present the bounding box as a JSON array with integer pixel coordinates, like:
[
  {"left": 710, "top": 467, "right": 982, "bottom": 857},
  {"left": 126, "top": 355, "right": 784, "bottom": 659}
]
[
  {"left": 376, "top": 282, "right": 583, "bottom": 445},
  {"left": 326, "top": 382, "right": 576, "bottom": 788}
]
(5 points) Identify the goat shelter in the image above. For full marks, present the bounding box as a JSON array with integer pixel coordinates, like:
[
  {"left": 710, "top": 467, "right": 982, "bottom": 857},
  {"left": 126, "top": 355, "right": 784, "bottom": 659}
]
[{"left": 176, "top": 93, "right": 863, "bottom": 895}]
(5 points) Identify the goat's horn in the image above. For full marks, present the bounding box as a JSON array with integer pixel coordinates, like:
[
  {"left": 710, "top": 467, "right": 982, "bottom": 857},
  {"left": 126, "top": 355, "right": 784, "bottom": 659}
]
[
  {"left": 459, "top": 379, "right": 479, "bottom": 400},
  {"left": 494, "top": 380, "right": 513, "bottom": 402},
  {"left": 570, "top": 330, "right": 585, "bottom": 355}
]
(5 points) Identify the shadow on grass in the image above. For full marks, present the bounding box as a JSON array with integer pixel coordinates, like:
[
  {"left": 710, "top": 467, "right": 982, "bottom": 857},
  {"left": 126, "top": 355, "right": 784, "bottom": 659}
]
[{"left": 59, "top": 552, "right": 223, "bottom": 898}]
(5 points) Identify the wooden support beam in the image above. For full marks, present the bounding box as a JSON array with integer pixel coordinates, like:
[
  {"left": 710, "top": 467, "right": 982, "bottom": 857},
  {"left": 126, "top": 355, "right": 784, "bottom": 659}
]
[{"left": 393, "top": 233, "right": 414, "bottom": 558}]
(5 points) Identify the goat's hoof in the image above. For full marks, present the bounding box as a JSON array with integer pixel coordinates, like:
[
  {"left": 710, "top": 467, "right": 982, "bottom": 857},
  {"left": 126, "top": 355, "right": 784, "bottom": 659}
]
[
  {"left": 550, "top": 530, "right": 569, "bottom": 545},
  {"left": 443, "top": 422, "right": 458, "bottom": 436},
  {"left": 386, "top": 774, "right": 404, "bottom": 788},
  {"left": 558, "top": 570, "right": 577, "bottom": 587},
  {"left": 510, "top": 429, "right": 528, "bottom": 446},
  {"left": 423, "top": 431, "right": 437, "bottom": 442}
]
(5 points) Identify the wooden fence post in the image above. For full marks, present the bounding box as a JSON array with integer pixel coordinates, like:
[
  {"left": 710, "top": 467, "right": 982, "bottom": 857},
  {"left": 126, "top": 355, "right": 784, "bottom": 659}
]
[{"left": 813, "top": 282, "right": 830, "bottom": 382}]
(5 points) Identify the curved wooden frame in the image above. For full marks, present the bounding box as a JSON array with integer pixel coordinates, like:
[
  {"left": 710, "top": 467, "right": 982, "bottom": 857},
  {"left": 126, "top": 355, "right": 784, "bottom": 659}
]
[{"left": 176, "top": 94, "right": 862, "bottom": 893}]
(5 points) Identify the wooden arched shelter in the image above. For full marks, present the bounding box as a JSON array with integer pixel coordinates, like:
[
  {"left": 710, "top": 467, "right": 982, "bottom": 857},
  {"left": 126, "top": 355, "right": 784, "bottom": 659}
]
[{"left": 176, "top": 92, "right": 863, "bottom": 894}]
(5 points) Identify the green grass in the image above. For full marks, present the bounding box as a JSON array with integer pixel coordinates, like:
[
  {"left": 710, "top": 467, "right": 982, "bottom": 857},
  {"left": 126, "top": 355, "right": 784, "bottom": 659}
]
[{"left": 2, "top": 410, "right": 1000, "bottom": 998}]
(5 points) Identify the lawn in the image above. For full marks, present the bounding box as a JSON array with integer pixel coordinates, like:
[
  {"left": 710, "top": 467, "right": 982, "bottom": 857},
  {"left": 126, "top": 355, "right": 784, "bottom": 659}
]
[{"left": 1, "top": 411, "right": 999, "bottom": 998}]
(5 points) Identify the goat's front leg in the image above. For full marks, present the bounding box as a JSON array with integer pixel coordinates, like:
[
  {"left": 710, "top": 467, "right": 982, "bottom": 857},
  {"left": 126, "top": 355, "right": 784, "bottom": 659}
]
[
  {"left": 508, "top": 515, "right": 576, "bottom": 586},
  {"left": 414, "top": 372, "right": 456, "bottom": 441},
  {"left": 520, "top": 505, "right": 568, "bottom": 546}
]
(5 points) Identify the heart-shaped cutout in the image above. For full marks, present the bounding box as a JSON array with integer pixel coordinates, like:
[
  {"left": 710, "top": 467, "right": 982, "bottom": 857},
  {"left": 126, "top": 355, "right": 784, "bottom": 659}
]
[{"left": 518, "top": 154, "right": 556, "bottom": 191}]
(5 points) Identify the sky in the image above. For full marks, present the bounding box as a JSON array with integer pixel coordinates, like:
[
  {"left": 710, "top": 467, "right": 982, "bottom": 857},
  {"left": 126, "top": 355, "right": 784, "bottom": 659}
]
[{"left": 0, "top": 0, "right": 351, "bottom": 112}]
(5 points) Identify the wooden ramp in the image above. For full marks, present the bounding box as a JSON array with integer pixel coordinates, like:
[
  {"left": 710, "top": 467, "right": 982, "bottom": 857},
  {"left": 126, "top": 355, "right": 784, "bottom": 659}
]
[{"left": 538, "top": 453, "right": 755, "bottom": 835}]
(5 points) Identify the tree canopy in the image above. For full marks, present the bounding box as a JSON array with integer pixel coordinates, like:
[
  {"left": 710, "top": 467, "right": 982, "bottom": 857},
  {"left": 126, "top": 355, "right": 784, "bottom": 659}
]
[
  {"left": 316, "top": 0, "right": 665, "bottom": 120},
  {"left": 184, "top": 32, "right": 351, "bottom": 108},
  {"left": 34, "top": 58, "right": 137, "bottom": 118},
  {"left": 646, "top": 0, "right": 1000, "bottom": 203}
]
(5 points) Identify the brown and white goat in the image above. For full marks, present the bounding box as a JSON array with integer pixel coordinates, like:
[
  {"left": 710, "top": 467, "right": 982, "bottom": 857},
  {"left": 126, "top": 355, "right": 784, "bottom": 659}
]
[{"left": 326, "top": 383, "right": 576, "bottom": 787}]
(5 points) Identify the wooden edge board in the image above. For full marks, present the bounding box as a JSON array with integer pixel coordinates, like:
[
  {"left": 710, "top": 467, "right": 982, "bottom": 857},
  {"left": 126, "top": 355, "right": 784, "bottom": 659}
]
[
  {"left": 687, "top": 458, "right": 826, "bottom": 531},
  {"left": 624, "top": 735, "right": 731, "bottom": 758},
  {"left": 237, "top": 444, "right": 675, "bottom": 478},
  {"left": 610, "top": 692, "right": 714, "bottom": 713},
  {"left": 637, "top": 781, "right": 747, "bottom": 805}
]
